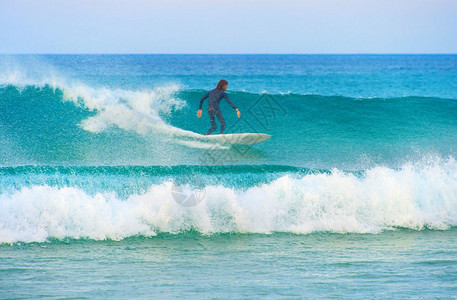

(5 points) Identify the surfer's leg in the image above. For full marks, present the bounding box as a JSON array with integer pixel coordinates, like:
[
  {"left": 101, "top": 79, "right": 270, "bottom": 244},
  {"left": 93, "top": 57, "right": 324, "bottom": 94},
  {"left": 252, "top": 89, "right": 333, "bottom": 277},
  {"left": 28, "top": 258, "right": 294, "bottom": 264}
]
[
  {"left": 215, "top": 110, "right": 226, "bottom": 134},
  {"left": 205, "top": 109, "right": 217, "bottom": 135}
]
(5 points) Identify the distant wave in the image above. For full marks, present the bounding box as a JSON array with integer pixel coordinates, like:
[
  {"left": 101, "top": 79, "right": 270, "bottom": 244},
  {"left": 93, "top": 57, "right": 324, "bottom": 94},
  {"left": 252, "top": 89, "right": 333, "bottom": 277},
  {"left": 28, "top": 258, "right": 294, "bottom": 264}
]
[
  {"left": 177, "top": 88, "right": 457, "bottom": 102},
  {"left": 2, "top": 79, "right": 456, "bottom": 108},
  {"left": 1, "top": 159, "right": 457, "bottom": 243}
]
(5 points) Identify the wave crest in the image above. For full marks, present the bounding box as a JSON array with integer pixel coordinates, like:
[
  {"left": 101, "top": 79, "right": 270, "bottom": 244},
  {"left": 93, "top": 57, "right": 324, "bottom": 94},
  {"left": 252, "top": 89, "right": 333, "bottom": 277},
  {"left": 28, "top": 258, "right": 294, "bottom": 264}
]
[
  {"left": 1, "top": 160, "right": 457, "bottom": 243},
  {"left": 0, "top": 66, "right": 199, "bottom": 138}
]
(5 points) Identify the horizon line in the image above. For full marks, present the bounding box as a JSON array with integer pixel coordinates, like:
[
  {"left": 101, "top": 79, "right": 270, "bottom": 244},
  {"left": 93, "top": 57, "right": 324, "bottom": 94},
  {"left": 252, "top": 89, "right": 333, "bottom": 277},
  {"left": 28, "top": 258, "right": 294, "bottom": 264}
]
[{"left": 1, "top": 52, "right": 457, "bottom": 56}]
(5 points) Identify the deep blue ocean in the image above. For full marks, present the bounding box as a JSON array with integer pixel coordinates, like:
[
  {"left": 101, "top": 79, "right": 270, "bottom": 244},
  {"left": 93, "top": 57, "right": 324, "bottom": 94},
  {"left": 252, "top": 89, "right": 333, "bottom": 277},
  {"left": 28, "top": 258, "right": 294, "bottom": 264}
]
[{"left": 1, "top": 55, "right": 457, "bottom": 298}]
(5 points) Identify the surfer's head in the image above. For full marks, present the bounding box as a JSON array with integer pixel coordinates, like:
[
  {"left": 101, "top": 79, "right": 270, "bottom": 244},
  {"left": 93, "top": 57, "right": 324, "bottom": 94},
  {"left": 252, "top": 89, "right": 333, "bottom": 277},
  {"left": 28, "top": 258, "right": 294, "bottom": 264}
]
[{"left": 216, "top": 79, "right": 228, "bottom": 91}]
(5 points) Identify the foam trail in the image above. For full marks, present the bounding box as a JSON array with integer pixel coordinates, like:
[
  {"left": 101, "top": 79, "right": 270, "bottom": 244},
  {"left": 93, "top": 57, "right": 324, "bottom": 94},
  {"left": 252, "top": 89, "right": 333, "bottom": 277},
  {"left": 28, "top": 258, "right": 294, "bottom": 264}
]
[
  {"left": 0, "top": 65, "right": 216, "bottom": 146},
  {"left": 175, "top": 139, "right": 230, "bottom": 149},
  {"left": 1, "top": 160, "right": 457, "bottom": 243}
]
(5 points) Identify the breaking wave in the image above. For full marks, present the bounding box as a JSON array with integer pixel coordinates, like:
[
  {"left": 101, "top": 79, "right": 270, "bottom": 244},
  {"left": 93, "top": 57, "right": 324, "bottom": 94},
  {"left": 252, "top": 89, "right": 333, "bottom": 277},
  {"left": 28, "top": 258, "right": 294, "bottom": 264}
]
[{"left": 1, "top": 159, "right": 457, "bottom": 243}]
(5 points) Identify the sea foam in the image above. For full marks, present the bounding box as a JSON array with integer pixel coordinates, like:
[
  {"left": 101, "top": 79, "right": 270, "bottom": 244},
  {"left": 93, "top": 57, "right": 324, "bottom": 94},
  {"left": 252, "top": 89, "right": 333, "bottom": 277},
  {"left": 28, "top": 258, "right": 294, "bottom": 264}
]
[
  {"left": 1, "top": 160, "right": 457, "bottom": 243},
  {"left": 0, "top": 63, "right": 207, "bottom": 142}
]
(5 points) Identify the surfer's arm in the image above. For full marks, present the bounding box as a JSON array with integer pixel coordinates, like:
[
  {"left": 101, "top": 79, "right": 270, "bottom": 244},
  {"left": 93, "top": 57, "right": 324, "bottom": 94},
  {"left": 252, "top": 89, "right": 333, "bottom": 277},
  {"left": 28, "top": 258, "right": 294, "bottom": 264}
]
[
  {"left": 223, "top": 93, "right": 240, "bottom": 118},
  {"left": 199, "top": 92, "right": 210, "bottom": 110},
  {"left": 223, "top": 93, "right": 237, "bottom": 110}
]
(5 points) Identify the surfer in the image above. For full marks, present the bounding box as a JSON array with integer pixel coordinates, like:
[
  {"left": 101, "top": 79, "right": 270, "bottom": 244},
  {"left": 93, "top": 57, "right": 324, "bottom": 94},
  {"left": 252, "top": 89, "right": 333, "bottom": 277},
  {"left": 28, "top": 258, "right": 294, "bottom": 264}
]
[{"left": 197, "top": 79, "right": 241, "bottom": 135}]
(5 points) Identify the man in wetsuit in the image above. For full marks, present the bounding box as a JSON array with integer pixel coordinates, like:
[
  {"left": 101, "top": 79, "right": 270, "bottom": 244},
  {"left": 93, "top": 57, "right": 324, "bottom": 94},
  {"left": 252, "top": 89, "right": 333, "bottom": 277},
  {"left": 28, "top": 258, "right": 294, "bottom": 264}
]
[{"left": 197, "top": 79, "right": 241, "bottom": 135}]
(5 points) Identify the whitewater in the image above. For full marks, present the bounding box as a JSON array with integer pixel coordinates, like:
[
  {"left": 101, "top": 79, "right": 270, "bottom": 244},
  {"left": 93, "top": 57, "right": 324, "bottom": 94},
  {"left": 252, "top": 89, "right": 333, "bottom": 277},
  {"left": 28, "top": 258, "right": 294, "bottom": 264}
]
[{"left": 1, "top": 159, "right": 457, "bottom": 244}]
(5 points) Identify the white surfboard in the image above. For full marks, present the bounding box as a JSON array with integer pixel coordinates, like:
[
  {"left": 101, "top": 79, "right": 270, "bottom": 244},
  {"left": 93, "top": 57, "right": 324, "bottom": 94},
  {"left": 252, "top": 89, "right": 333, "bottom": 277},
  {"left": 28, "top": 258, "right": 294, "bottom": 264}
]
[{"left": 199, "top": 133, "right": 271, "bottom": 145}]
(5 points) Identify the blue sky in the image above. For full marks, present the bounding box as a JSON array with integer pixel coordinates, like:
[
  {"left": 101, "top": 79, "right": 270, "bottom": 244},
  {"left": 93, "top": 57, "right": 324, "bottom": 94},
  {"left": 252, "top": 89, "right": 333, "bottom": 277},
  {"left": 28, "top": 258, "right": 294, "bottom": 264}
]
[{"left": 1, "top": 0, "right": 456, "bottom": 54}]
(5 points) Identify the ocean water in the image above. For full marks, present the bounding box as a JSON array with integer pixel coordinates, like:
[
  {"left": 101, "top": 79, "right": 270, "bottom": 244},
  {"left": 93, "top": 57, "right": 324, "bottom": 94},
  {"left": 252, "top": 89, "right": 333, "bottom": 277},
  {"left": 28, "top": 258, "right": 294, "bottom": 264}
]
[{"left": 1, "top": 54, "right": 457, "bottom": 298}]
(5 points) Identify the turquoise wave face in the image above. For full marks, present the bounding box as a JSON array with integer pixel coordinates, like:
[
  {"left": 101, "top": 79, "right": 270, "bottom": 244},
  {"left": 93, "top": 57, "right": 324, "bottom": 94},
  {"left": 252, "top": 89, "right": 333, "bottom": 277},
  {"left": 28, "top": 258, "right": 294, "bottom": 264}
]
[
  {"left": 0, "top": 165, "right": 313, "bottom": 196},
  {"left": 1, "top": 84, "right": 457, "bottom": 168}
]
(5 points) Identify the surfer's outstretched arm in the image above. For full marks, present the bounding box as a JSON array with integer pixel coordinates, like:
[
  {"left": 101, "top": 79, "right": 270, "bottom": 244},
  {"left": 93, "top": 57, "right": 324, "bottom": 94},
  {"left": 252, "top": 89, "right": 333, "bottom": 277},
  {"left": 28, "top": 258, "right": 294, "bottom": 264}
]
[
  {"left": 223, "top": 92, "right": 237, "bottom": 109},
  {"left": 199, "top": 92, "right": 209, "bottom": 110},
  {"left": 223, "top": 92, "right": 241, "bottom": 118},
  {"left": 197, "top": 92, "right": 210, "bottom": 118}
]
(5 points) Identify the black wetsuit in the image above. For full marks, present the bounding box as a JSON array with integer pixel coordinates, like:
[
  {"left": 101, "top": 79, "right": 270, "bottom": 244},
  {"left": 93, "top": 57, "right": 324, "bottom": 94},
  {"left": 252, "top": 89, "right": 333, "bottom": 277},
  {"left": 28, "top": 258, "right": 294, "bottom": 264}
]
[{"left": 199, "top": 89, "right": 237, "bottom": 135}]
